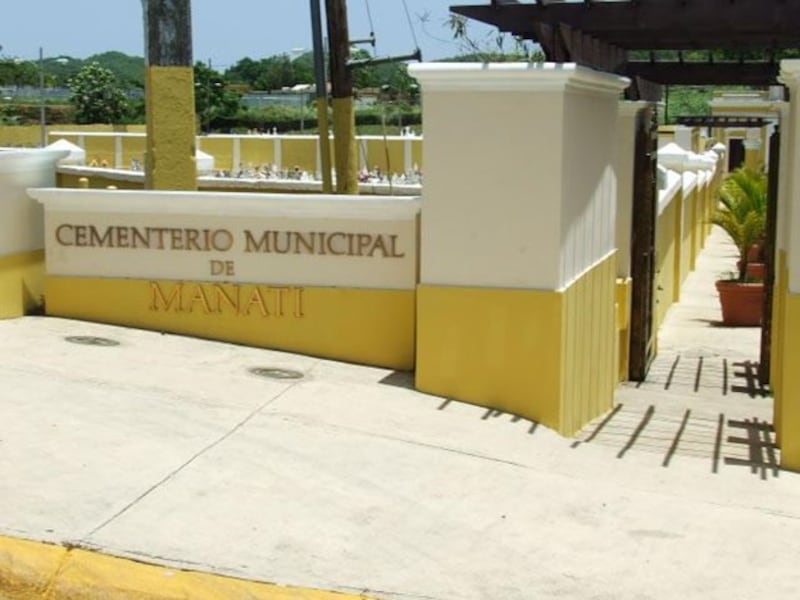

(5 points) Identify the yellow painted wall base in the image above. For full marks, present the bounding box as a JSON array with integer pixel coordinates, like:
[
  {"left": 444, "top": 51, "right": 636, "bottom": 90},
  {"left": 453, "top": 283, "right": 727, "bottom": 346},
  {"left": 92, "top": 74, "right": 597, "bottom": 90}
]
[
  {"left": 416, "top": 255, "right": 617, "bottom": 435},
  {"left": 0, "top": 534, "right": 372, "bottom": 600},
  {"left": 616, "top": 278, "right": 632, "bottom": 383},
  {"left": 46, "top": 277, "right": 415, "bottom": 370},
  {"left": 0, "top": 250, "right": 45, "bottom": 319}
]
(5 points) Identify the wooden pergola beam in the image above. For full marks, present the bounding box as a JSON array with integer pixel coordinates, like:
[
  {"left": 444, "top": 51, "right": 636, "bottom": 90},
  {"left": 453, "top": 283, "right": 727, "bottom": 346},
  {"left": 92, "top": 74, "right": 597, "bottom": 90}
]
[
  {"left": 624, "top": 61, "right": 781, "bottom": 86},
  {"left": 453, "top": 0, "right": 800, "bottom": 50}
]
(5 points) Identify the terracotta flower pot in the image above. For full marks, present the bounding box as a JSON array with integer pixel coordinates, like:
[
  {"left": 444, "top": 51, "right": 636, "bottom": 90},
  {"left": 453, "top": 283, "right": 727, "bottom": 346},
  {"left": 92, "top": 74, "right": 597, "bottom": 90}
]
[
  {"left": 746, "top": 262, "right": 765, "bottom": 281},
  {"left": 715, "top": 280, "right": 764, "bottom": 326}
]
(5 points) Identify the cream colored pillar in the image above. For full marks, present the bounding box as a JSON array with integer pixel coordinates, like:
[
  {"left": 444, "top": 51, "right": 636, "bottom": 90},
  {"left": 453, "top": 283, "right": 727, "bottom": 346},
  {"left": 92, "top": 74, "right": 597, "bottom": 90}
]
[
  {"left": 773, "top": 61, "right": 800, "bottom": 470},
  {"left": 409, "top": 63, "right": 628, "bottom": 435},
  {"left": 0, "top": 148, "right": 67, "bottom": 317}
]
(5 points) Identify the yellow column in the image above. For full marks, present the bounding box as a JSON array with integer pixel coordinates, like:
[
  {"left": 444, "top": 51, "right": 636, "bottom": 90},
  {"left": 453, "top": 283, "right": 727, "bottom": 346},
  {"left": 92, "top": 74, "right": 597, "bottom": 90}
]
[
  {"left": 143, "top": 0, "right": 196, "bottom": 191},
  {"left": 331, "top": 97, "right": 358, "bottom": 194}
]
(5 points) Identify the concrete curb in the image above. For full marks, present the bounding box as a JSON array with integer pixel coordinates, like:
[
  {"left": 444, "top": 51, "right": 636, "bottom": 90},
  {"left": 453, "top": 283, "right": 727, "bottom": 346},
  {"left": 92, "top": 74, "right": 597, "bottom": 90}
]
[{"left": 0, "top": 535, "right": 374, "bottom": 600}]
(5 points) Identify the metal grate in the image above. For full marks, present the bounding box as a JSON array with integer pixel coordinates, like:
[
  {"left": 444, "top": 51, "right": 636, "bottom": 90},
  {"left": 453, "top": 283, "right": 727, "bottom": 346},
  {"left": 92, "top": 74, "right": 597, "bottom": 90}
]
[
  {"left": 64, "top": 336, "right": 120, "bottom": 347},
  {"left": 248, "top": 367, "right": 304, "bottom": 380}
]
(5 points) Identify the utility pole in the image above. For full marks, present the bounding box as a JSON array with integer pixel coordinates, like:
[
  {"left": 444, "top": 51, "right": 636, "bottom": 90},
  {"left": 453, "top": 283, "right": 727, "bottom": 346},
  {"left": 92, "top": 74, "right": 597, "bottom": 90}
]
[
  {"left": 142, "top": 0, "right": 196, "bottom": 190},
  {"left": 310, "top": 0, "right": 333, "bottom": 193},
  {"left": 325, "top": 0, "right": 359, "bottom": 194},
  {"left": 39, "top": 47, "right": 46, "bottom": 147}
]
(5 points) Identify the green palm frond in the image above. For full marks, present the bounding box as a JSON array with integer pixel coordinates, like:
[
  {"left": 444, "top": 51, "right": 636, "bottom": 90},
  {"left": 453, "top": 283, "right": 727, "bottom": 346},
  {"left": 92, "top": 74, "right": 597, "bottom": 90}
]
[{"left": 711, "top": 166, "right": 768, "bottom": 281}]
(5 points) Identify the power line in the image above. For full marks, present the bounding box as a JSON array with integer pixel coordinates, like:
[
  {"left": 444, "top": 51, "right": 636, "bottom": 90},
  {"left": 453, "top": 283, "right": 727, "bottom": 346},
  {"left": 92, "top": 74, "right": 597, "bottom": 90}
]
[{"left": 401, "top": 0, "right": 420, "bottom": 52}]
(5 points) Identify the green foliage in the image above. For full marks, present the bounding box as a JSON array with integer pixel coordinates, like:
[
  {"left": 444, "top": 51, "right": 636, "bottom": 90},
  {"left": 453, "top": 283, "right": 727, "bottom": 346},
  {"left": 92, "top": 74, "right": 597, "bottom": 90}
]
[
  {"left": 0, "top": 103, "right": 74, "bottom": 125},
  {"left": 67, "top": 62, "right": 130, "bottom": 124},
  {"left": 194, "top": 62, "right": 241, "bottom": 133},
  {"left": 711, "top": 167, "right": 768, "bottom": 281},
  {"left": 0, "top": 58, "right": 39, "bottom": 87},
  {"left": 444, "top": 13, "right": 543, "bottom": 62},
  {"left": 87, "top": 51, "right": 145, "bottom": 88},
  {"left": 665, "top": 87, "right": 714, "bottom": 122},
  {"left": 225, "top": 53, "right": 314, "bottom": 91}
]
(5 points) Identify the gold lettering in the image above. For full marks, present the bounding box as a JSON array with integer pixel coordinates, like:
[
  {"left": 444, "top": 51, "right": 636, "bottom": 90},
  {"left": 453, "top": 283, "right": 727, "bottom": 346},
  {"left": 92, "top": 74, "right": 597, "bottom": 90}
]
[
  {"left": 74, "top": 225, "right": 88, "bottom": 247},
  {"left": 244, "top": 287, "right": 269, "bottom": 317},
  {"left": 244, "top": 230, "right": 270, "bottom": 253},
  {"left": 185, "top": 229, "right": 202, "bottom": 251},
  {"left": 150, "top": 282, "right": 183, "bottom": 312},
  {"left": 131, "top": 227, "right": 149, "bottom": 248},
  {"left": 55, "top": 224, "right": 74, "bottom": 246},
  {"left": 327, "top": 232, "right": 346, "bottom": 255},
  {"left": 347, "top": 233, "right": 355, "bottom": 256},
  {"left": 274, "top": 287, "right": 290, "bottom": 317},
  {"left": 293, "top": 231, "right": 315, "bottom": 254},
  {"left": 388, "top": 234, "right": 405, "bottom": 258},
  {"left": 88, "top": 226, "right": 113, "bottom": 247},
  {"left": 293, "top": 287, "right": 305, "bottom": 318},
  {"left": 151, "top": 228, "right": 168, "bottom": 250},
  {"left": 211, "top": 229, "right": 234, "bottom": 252},
  {"left": 318, "top": 232, "right": 327, "bottom": 255},
  {"left": 214, "top": 284, "right": 240, "bottom": 314},
  {"left": 368, "top": 235, "right": 389, "bottom": 257},
  {"left": 273, "top": 231, "right": 291, "bottom": 254},
  {"left": 188, "top": 284, "right": 213, "bottom": 314},
  {"left": 170, "top": 228, "right": 184, "bottom": 250},
  {"left": 116, "top": 226, "right": 130, "bottom": 248},
  {"left": 356, "top": 234, "right": 372, "bottom": 256}
]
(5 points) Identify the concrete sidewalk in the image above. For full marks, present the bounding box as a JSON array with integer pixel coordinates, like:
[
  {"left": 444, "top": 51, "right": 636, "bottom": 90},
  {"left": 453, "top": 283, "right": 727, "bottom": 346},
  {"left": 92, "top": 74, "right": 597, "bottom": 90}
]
[{"left": 1, "top": 229, "right": 799, "bottom": 599}]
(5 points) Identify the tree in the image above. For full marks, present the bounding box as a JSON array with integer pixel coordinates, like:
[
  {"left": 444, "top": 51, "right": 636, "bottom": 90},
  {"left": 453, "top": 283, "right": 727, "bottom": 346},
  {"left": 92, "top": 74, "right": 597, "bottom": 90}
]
[
  {"left": 87, "top": 51, "right": 145, "bottom": 88},
  {"left": 443, "top": 13, "right": 543, "bottom": 62},
  {"left": 225, "top": 53, "right": 314, "bottom": 92},
  {"left": 0, "top": 58, "right": 39, "bottom": 87},
  {"left": 712, "top": 167, "right": 768, "bottom": 281},
  {"left": 67, "top": 62, "right": 129, "bottom": 124},
  {"left": 194, "top": 62, "right": 240, "bottom": 133}
]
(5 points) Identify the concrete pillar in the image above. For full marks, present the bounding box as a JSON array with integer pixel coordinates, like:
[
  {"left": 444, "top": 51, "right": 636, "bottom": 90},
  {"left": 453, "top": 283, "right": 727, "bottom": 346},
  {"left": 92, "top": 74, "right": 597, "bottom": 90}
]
[
  {"left": 142, "top": 0, "right": 196, "bottom": 190},
  {"left": 0, "top": 149, "right": 67, "bottom": 317},
  {"left": 409, "top": 63, "right": 628, "bottom": 435},
  {"left": 774, "top": 61, "right": 800, "bottom": 470}
]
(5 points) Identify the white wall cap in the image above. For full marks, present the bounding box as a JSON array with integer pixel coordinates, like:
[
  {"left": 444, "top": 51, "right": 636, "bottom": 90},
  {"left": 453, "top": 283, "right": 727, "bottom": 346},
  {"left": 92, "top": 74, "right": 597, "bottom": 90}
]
[
  {"left": 711, "top": 143, "right": 727, "bottom": 154},
  {"left": 618, "top": 100, "right": 649, "bottom": 117},
  {"left": 49, "top": 131, "right": 146, "bottom": 138},
  {"left": 658, "top": 142, "right": 691, "bottom": 171},
  {"left": 46, "top": 139, "right": 86, "bottom": 166},
  {"left": 683, "top": 170, "right": 698, "bottom": 195},
  {"left": 0, "top": 148, "right": 69, "bottom": 174},
  {"left": 28, "top": 188, "right": 421, "bottom": 221},
  {"left": 409, "top": 62, "right": 629, "bottom": 94},
  {"left": 658, "top": 169, "right": 682, "bottom": 216}
]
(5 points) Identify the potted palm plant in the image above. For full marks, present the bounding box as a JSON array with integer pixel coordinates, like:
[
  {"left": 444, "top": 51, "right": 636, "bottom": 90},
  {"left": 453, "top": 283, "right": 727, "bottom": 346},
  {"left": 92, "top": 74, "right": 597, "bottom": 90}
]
[{"left": 711, "top": 166, "right": 767, "bottom": 326}]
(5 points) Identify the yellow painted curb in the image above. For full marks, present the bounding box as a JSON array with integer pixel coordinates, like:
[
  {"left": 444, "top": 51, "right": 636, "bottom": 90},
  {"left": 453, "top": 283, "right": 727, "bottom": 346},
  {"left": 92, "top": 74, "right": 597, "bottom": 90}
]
[{"left": 0, "top": 536, "right": 374, "bottom": 600}]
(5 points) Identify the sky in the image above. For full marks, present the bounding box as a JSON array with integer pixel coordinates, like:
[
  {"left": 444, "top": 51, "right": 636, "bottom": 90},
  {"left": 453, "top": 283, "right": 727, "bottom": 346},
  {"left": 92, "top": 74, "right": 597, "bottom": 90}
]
[{"left": 0, "top": 0, "right": 498, "bottom": 69}]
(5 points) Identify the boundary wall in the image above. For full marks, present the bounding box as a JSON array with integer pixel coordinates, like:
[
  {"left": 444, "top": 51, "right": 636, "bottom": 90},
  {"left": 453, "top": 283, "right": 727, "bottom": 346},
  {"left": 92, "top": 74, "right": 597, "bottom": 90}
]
[
  {"left": 653, "top": 143, "right": 723, "bottom": 331},
  {"left": 29, "top": 189, "right": 420, "bottom": 371},
  {"left": 45, "top": 131, "right": 424, "bottom": 178}
]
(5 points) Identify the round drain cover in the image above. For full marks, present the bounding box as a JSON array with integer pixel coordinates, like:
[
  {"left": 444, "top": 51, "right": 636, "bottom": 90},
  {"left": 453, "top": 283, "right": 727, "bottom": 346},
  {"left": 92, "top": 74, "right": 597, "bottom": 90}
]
[
  {"left": 248, "top": 367, "right": 304, "bottom": 380},
  {"left": 64, "top": 336, "right": 120, "bottom": 347}
]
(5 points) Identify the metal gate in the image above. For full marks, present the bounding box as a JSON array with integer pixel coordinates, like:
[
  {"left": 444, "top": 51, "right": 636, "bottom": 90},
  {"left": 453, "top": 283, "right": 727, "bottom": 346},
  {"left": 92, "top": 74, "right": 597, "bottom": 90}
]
[
  {"left": 628, "top": 105, "right": 659, "bottom": 381},
  {"left": 759, "top": 126, "right": 781, "bottom": 384}
]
